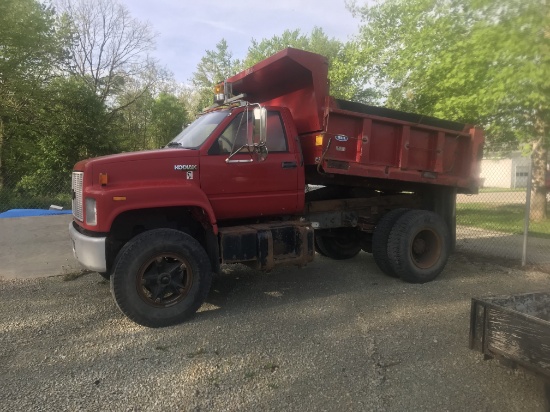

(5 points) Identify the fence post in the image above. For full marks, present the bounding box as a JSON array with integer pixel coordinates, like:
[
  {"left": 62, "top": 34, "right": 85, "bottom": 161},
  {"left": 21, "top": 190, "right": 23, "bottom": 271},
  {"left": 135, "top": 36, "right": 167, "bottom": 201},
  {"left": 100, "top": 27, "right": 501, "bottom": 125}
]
[{"left": 522, "top": 152, "right": 533, "bottom": 266}]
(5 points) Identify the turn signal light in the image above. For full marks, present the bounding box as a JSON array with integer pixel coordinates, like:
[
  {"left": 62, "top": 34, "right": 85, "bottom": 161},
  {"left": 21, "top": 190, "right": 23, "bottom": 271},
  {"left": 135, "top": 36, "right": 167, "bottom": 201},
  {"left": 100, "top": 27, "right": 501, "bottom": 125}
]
[{"left": 99, "top": 173, "right": 108, "bottom": 186}]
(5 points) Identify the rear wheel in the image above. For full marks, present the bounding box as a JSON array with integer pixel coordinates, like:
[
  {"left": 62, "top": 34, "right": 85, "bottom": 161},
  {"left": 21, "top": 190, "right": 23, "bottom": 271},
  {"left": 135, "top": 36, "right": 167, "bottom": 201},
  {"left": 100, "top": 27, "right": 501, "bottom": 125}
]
[
  {"left": 372, "top": 208, "right": 409, "bottom": 277},
  {"left": 315, "top": 229, "right": 362, "bottom": 260},
  {"left": 111, "top": 229, "right": 212, "bottom": 327},
  {"left": 387, "top": 210, "right": 450, "bottom": 283}
]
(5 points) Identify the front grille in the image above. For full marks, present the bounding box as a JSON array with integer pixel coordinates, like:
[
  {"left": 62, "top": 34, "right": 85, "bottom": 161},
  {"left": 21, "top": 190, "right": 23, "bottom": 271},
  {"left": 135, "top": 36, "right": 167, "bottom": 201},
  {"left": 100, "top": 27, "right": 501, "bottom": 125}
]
[{"left": 72, "top": 172, "right": 84, "bottom": 221}]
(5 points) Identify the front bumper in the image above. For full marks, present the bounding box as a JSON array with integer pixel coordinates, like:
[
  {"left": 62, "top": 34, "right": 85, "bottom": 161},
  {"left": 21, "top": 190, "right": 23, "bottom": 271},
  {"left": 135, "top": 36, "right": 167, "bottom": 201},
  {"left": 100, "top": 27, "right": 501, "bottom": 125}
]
[{"left": 69, "top": 222, "right": 107, "bottom": 273}]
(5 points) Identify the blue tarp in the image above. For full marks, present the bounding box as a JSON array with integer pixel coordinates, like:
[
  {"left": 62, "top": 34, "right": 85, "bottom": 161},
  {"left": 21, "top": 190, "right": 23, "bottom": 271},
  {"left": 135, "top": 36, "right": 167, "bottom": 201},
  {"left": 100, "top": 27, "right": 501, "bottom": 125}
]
[{"left": 0, "top": 209, "right": 72, "bottom": 218}]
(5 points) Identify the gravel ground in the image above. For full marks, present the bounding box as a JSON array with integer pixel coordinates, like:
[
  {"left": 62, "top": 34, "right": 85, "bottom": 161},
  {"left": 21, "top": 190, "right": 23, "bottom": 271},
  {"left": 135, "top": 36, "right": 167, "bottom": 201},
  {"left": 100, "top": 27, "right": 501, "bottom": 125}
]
[{"left": 1, "top": 252, "right": 549, "bottom": 411}]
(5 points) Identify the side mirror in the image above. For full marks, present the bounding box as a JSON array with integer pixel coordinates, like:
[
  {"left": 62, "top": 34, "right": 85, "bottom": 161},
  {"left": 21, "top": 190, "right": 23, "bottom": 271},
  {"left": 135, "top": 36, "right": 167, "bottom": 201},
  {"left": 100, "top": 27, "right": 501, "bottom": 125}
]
[
  {"left": 226, "top": 106, "right": 268, "bottom": 164},
  {"left": 256, "top": 143, "right": 268, "bottom": 162},
  {"left": 253, "top": 107, "right": 267, "bottom": 144}
]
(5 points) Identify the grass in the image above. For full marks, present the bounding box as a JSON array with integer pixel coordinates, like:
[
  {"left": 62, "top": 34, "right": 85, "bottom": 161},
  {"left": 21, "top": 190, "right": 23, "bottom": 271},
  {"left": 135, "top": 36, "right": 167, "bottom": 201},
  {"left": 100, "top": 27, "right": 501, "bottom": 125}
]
[{"left": 457, "top": 203, "right": 550, "bottom": 239}]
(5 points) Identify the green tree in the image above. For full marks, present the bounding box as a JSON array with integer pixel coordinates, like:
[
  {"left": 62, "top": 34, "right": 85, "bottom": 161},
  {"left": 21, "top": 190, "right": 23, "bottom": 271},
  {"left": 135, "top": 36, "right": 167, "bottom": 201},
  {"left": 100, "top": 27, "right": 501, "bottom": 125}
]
[
  {"left": 150, "top": 92, "right": 188, "bottom": 148},
  {"left": 54, "top": 0, "right": 179, "bottom": 161},
  {"left": 14, "top": 76, "right": 114, "bottom": 195},
  {"left": 353, "top": 0, "right": 549, "bottom": 220},
  {"left": 114, "top": 90, "right": 187, "bottom": 151},
  {"left": 243, "top": 28, "right": 316, "bottom": 66},
  {"left": 0, "top": 0, "right": 68, "bottom": 189},
  {"left": 113, "top": 89, "right": 154, "bottom": 152}
]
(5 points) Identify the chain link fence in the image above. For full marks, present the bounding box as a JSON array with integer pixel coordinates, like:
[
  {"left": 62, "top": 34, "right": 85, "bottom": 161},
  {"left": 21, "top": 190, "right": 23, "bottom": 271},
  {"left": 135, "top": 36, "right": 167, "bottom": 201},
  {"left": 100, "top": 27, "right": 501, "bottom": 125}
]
[
  {"left": 1, "top": 155, "right": 548, "bottom": 268},
  {"left": 0, "top": 172, "right": 72, "bottom": 213},
  {"left": 456, "top": 153, "right": 550, "bottom": 269}
]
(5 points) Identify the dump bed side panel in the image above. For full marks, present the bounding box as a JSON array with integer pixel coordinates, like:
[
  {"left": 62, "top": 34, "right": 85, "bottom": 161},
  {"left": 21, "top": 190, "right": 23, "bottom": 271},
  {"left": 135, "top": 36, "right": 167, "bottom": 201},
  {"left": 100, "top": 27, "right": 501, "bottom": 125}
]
[{"left": 301, "top": 102, "right": 484, "bottom": 193}]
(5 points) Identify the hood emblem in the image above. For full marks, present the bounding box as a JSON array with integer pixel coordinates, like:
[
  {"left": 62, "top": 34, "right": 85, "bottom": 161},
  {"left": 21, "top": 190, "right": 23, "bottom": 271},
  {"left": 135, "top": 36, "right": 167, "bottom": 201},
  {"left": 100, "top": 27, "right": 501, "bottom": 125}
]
[{"left": 174, "top": 164, "right": 198, "bottom": 171}]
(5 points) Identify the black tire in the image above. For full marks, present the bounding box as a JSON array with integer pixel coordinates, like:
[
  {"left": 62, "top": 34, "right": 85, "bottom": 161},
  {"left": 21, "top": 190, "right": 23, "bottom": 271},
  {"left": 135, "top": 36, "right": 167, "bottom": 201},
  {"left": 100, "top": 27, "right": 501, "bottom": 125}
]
[
  {"left": 314, "top": 236, "right": 328, "bottom": 257},
  {"left": 98, "top": 271, "right": 111, "bottom": 280},
  {"left": 360, "top": 241, "right": 372, "bottom": 254},
  {"left": 110, "top": 229, "right": 212, "bottom": 328},
  {"left": 359, "top": 232, "right": 373, "bottom": 253},
  {"left": 387, "top": 210, "right": 450, "bottom": 284},
  {"left": 372, "top": 208, "right": 409, "bottom": 277},
  {"left": 314, "top": 229, "right": 362, "bottom": 260}
]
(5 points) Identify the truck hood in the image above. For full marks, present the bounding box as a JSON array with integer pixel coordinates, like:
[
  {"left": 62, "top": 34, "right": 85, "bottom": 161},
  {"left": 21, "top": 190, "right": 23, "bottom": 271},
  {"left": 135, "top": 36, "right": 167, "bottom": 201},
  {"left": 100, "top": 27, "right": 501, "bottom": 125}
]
[
  {"left": 74, "top": 148, "right": 197, "bottom": 170},
  {"left": 74, "top": 149, "right": 200, "bottom": 188}
]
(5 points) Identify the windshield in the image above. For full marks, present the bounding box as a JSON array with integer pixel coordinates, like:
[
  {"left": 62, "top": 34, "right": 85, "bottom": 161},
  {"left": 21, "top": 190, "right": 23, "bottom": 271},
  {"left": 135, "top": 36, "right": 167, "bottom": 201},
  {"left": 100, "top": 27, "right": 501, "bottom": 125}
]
[{"left": 167, "top": 110, "right": 230, "bottom": 149}]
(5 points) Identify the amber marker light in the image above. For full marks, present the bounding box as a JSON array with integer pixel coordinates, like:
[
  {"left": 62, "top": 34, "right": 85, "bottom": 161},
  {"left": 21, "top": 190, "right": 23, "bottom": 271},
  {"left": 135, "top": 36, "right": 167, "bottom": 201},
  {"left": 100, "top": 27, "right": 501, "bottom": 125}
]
[
  {"left": 214, "top": 82, "right": 225, "bottom": 103},
  {"left": 112, "top": 196, "right": 126, "bottom": 201},
  {"left": 99, "top": 173, "right": 108, "bottom": 186},
  {"left": 315, "top": 134, "right": 324, "bottom": 146},
  {"left": 214, "top": 83, "right": 224, "bottom": 94}
]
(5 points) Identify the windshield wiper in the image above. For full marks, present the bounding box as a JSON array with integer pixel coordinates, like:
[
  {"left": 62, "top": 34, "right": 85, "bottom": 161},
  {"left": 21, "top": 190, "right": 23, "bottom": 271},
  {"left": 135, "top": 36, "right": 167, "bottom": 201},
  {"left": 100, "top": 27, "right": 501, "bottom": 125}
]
[{"left": 166, "top": 142, "right": 182, "bottom": 147}]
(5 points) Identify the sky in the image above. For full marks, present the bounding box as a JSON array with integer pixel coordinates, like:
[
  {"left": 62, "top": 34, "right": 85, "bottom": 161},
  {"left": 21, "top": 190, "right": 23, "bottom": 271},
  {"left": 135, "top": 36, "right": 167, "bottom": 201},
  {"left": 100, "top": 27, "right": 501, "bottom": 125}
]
[{"left": 123, "top": 0, "right": 363, "bottom": 84}]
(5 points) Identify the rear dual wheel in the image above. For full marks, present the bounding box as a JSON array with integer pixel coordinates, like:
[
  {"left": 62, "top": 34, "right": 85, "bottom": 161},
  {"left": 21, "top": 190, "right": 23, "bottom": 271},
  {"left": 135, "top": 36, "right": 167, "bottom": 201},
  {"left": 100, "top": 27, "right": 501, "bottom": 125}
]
[
  {"left": 387, "top": 210, "right": 450, "bottom": 283},
  {"left": 373, "top": 209, "right": 450, "bottom": 283},
  {"left": 372, "top": 208, "right": 409, "bottom": 277}
]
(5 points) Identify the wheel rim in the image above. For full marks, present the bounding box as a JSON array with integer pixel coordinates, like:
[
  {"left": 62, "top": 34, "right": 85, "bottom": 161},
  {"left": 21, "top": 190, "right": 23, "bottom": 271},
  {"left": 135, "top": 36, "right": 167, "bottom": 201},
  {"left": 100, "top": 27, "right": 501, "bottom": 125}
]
[
  {"left": 136, "top": 253, "right": 193, "bottom": 307},
  {"left": 410, "top": 229, "right": 441, "bottom": 269}
]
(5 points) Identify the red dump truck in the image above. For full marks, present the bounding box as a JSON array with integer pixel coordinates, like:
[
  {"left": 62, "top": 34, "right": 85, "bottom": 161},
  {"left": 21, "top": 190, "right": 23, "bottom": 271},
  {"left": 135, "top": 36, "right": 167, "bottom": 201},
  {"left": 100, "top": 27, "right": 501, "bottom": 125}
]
[{"left": 69, "top": 48, "right": 484, "bottom": 327}]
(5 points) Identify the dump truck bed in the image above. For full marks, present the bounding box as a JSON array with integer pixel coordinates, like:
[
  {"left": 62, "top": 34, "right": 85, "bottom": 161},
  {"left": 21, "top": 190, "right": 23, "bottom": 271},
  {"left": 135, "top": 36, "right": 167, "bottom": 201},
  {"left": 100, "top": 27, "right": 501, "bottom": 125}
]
[
  {"left": 226, "top": 48, "right": 484, "bottom": 194},
  {"left": 302, "top": 98, "right": 483, "bottom": 193}
]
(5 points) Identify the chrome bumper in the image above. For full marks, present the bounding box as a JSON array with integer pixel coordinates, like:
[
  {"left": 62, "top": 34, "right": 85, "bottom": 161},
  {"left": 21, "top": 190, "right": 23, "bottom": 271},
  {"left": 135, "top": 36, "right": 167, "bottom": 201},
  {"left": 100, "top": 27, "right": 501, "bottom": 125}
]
[{"left": 69, "top": 222, "right": 107, "bottom": 273}]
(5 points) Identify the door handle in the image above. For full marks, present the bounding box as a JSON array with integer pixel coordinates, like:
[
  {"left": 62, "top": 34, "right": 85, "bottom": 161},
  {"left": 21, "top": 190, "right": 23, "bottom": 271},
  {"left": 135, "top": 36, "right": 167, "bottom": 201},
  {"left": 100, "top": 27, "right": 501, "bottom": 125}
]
[{"left": 281, "top": 161, "right": 297, "bottom": 169}]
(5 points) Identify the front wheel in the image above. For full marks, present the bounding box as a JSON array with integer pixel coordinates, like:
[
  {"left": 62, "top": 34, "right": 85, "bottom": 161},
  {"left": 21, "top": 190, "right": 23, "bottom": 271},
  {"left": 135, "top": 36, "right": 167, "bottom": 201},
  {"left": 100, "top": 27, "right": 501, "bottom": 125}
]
[
  {"left": 387, "top": 210, "right": 450, "bottom": 284},
  {"left": 315, "top": 229, "right": 362, "bottom": 260},
  {"left": 111, "top": 229, "right": 212, "bottom": 328},
  {"left": 98, "top": 271, "right": 111, "bottom": 280}
]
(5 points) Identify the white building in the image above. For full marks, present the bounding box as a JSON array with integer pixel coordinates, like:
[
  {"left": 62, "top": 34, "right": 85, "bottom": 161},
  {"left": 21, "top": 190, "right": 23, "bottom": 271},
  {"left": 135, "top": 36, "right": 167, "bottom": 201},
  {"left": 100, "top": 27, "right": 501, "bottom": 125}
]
[{"left": 480, "top": 153, "right": 531, "bottom": 188}]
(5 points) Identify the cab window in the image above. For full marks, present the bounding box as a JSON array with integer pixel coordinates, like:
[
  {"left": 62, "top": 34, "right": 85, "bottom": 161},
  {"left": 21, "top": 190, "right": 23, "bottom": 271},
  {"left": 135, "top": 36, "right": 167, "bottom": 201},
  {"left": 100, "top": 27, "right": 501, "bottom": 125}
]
[
  {"left": 208, "top": 110, "right": 287, "bottom": 155},
  {"left": 265, "top": 112, "right": 287, "bottom": 152},
  {"left": 209, "top": 111, "right": 250, "bottom": 155}
]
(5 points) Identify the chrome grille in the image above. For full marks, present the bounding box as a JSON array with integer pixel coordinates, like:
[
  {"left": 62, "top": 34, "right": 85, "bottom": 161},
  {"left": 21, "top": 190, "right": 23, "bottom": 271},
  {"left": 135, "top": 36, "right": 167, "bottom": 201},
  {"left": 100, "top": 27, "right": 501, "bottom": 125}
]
[{"left": 72, "top": 172, "right": 84, "bottom": 221}]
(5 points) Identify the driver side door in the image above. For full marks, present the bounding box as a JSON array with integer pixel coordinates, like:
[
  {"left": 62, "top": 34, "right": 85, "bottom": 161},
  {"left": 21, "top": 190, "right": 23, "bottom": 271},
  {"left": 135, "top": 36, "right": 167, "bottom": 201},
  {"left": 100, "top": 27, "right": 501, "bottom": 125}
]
[{"left": 200, "top": 109, "right": 301, "bottom": 221}]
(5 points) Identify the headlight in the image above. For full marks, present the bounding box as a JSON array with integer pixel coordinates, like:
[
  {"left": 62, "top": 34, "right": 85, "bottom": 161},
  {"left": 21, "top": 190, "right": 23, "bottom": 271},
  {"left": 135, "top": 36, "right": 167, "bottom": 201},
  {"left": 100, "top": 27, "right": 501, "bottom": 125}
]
[{"left": 85, "top": 197, "right": 97, "bottom": 226}]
